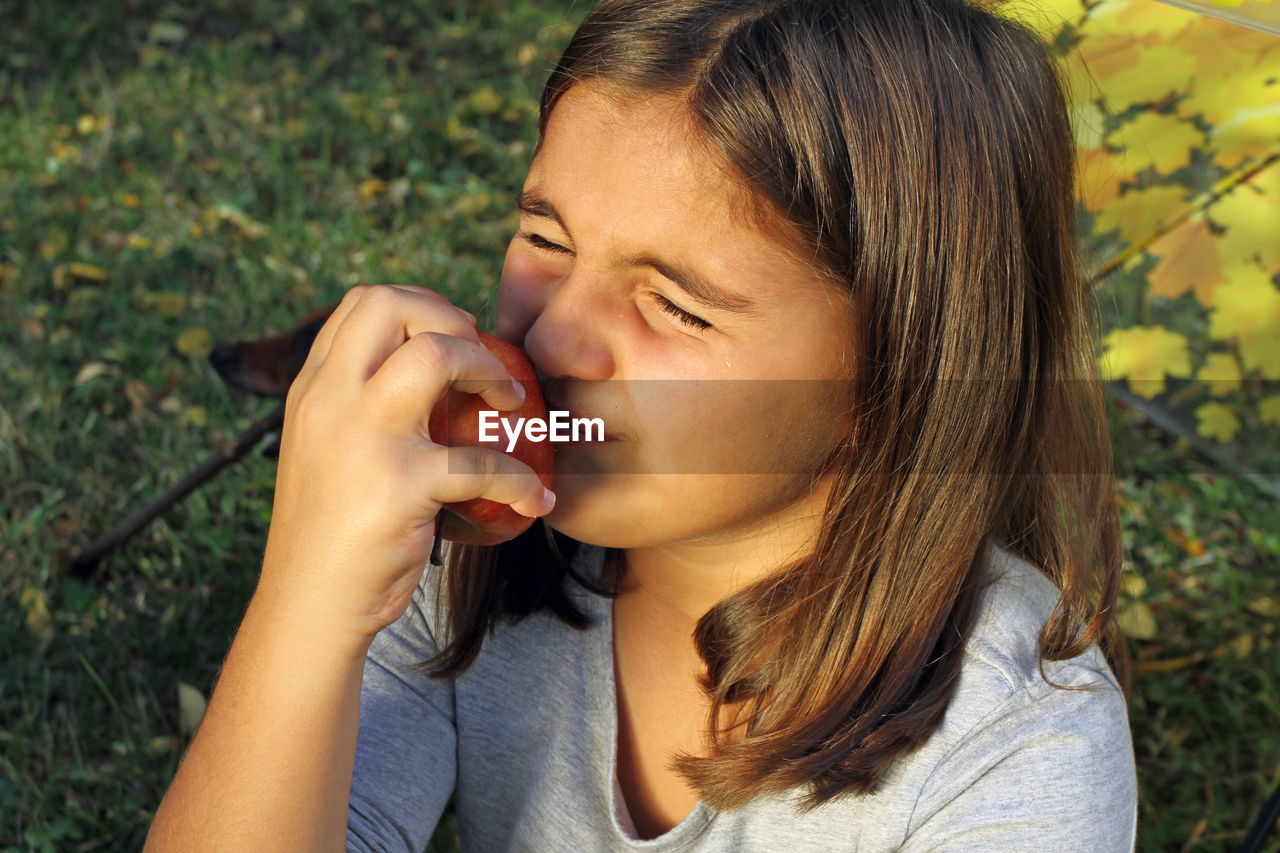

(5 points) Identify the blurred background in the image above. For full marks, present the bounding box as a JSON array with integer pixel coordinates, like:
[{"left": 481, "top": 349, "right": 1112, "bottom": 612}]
[{"left": 1, "top": 0, "right": 1277, "bottom": 849}]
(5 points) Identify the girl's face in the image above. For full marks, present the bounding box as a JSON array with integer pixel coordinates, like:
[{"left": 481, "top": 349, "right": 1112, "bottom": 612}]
[{"left": 496, "top": 83, "right": 857, "bottom": 556}]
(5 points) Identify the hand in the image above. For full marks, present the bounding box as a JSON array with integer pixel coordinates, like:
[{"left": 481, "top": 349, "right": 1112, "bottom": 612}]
[{"left": 257, "top": 284, "right": 555, "bottom": 642}]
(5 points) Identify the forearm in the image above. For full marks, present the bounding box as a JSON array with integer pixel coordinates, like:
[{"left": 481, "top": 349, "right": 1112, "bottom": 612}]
[{"left": 146, "top": 583, "right": 373, "bottom": 852}]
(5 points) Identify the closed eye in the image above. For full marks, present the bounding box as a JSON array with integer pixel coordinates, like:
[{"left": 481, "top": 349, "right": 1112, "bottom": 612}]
[
  {"left": 518, "top": 230, "right": 573, "bottom": 256},
  {"left": 653, "top": 294, "right": 711, "bottom": 330}
]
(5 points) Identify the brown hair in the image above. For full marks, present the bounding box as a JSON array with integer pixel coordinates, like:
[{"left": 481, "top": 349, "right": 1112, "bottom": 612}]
[{"left": 425, "top": 0, "right": 1125, "bottom": 812}]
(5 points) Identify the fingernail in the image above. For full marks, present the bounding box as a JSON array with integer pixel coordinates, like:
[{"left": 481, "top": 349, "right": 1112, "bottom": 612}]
[
  {"left": 458, "top": 307, "right": 476, "bottom": 323},
  {"left": 510, "top": 378, "right": 526, "bottom": 400},
  {"left": 542, "top": 488, "right": 556, "bottom": 512}
]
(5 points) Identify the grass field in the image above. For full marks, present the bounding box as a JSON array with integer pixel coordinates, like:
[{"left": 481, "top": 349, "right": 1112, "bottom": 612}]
[{"left": 2, "top": 2, "right": 1278, "bottom": 850}]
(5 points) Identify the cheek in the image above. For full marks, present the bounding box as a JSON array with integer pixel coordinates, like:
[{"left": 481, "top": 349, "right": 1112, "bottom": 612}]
[
  {"left": 632, "top": 382, "right": 841, "bottom": 476},
  {"left": 494, "top": 247, "right": 553, "bottom": 345}
]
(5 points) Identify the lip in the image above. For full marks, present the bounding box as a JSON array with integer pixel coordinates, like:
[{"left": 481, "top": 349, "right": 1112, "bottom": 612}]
[{"left": 539, "top": 377, "right": 619, "bottom": 443}]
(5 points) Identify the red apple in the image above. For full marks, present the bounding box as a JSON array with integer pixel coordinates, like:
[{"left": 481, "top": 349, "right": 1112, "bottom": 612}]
[{"left": 427, "top": 330, "right": 554, "bottom": 546}]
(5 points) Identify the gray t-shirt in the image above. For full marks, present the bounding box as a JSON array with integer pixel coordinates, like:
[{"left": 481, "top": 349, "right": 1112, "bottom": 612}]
[{"left": 347, "top": 545, "right": 1137, "bottom": 851}]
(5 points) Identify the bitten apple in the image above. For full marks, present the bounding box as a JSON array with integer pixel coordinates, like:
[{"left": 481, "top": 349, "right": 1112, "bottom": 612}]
[{"left": 427, "top": 331, "right": 554, "bottom": 546}]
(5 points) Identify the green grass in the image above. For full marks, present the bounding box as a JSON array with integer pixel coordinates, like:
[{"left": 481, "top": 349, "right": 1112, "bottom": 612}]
[{"left": 1, "top": 2, "right": 1278, "bottom": 851}]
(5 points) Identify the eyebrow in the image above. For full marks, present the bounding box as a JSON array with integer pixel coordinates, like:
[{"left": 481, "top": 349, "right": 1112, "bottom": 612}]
[{"left": 517, "top": 189, "right": 758, "bottom": 315}]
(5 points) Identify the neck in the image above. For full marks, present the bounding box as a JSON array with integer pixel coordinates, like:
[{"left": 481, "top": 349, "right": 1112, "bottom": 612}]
[{"left": 615, "top": 485, "right": 829, "bottom": 630}]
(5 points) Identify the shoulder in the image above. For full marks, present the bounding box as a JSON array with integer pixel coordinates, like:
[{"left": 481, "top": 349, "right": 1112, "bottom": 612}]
[
  {"left": 962, "top": 546, "right": 1122, "bottom": 699},
  {"left": 891, "top": 547, "right": 1137, "bottom": 849}
]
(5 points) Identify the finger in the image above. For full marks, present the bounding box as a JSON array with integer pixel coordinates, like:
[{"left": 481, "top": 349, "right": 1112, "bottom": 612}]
[
  {"left": 299, "top": 285, "right": 369, "bottom": 372},
  {"left": 315, "top": 285, "right": 479, "bottom": 381},
  {"left": 419, "top": 444, "right": 556, "bottom": 519},
  {"left": 363, "top": 332, "right": 527, "bottom": 433}
]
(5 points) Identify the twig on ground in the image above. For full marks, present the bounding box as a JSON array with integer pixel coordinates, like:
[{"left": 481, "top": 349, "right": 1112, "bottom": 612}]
[{"left": 67, "top": 404, "right": 285, "bottom": 577}]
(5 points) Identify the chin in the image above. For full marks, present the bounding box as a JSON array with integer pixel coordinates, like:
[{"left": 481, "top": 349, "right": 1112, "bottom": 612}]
[{"left": 542, "top": 473, "right": 637, "bottom": 549}]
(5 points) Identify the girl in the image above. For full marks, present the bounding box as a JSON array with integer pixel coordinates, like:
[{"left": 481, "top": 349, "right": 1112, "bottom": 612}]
[{"left": 148, "top": 0, "right": 1138, "bottom": 849}]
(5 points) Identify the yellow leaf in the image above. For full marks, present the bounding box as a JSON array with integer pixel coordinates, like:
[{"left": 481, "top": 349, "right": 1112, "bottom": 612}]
[
  {"left": 40, "top": 229, "right": 69, "bottom": 261},
  {"left": 74, "top": 362, "right": 110, "bottom": 385},
  {"left": 1002, "top": 0, "right": 1086, "bottom": 37},
  {"left": 1098, "top": 44, "right": 1198, "bottom": 114},
  {"left": 1116, "top": 600, "right": 1158, "bottom": 639},
  {"left": 1072, "top": 102, "right": 1108, "bottom": 151},
  {"left": 211, "top": 204, "right": 269, "bottom": 239},
  {"left": 1247, "top": 596, "right": 1280, "bottom": 617},
  {"left": 1207, "top": 159, "right": 1280, "bottom": 270},
  {"left": 1146, "top": 213, "right": 1226, "bottom": 305},
  {"left": 178, "top": 682, "right": 207, "bottom": 736},
  {"left": 144, "top": 291, "right": 188, "bottom": 316},
  {"left": 359, "top": 178, "right": 388, "bottom": 199},
  {"left": 1082, "top": 0, "right": 1199, "bottom": 40},
  {"left": 1260, "top": 394, "right": 1280, "bottom": 425},
  {"left": 21, "top": 586, "right": 54, "bottom": 643},
  {"left": 1121, "top": 573, "right": 1147, "bottom": 598},
  {"left": 468, "top": 86, "right": 503, "bottom": 115},
  {"left": 1178, "top": 55, "right": 1280, "bottom": 125},
  {"left": 1211, "top": 106, "right": 1280, "bottom": 171},
  {"left": 1207, "top": 265, "right": 1280, "bottom": 378},
  {"left": 179, "top": 406, "right": 208, "bottom": 428},
  {"left": 1112, "top": 112, "right": 1203, "bottom": 176},
  {"left": 1197, "top": 352, "right": 1242, "bottom": 396},
  {"left": 175, "top": 327, "right": 213, "bottom": 358},
  {"left": 1092, "top": 185, "right": 1191, "bottom": 247},
  {"left": 1099, "top": 325, "right": 1193, "bottom": 397},
  {"left": 1076, "top": 146, "right": 1127, "bottom": 212},
  {"left": 516, "top": 42, "right": 539, "bottom": 67},
  {"left": 1194, "top": 401, "right": 1240, "bottom": 442},
  {"left": 66, "top": 262, "right": 107, "bottom": 281}
]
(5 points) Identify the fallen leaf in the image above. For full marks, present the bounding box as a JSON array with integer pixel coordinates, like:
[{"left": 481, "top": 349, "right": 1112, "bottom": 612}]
[
  {"left": 468, "top": 86, "right": 503, "bottom": 115},
  {"left": 1121, "top": 574, "right": 1147, "bottom": 598},
  {"left": 180, "top": 406, "right": 208, "bottom": 428},
  {"left": 1116, "top": 599, "right": 1158, "bottom": 639},
  {"left": 20, "top": 586, "right": 54, "bottom": 643},
  {"left": 177, "top": 682, "right": 207, "bottom": 736},
  {"left": 124, "top": 378, "right": 154, "bottom": 412},
  {"left": 1246, "top": 597, "right": 1279, "bottom": 617},
  {"left": 359, "top": 178, "right": 388, "bottom": 199},
  {"left": 67, "top": 262, "right": 108, "bottom": 281},
  {"left": 175, "top": 327, "right": 213, "bottom": 358},
  {"left": 149, "top": 21, "right": 189, "bottom": 44},
  {"left": 75, "top": 362, "right": 110, "bottom": 385}
]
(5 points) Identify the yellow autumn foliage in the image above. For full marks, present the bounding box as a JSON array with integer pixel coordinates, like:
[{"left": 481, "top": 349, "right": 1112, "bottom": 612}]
[
  {"left": 1099, "top": 325, "right": 1193, "bottom": 398},
  {"left": 1208, "top": 266, "right": 1280, "bottom": 379}
]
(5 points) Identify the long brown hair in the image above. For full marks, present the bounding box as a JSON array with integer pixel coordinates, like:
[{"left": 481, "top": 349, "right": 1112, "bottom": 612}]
[{"left": 424, "top": 0, "right": 1125, "bottom": 812}]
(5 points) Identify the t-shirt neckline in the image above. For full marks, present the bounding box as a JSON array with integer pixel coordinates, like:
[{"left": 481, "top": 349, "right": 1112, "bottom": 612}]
[{"left": 577, "top": 544, "right": 717, "bottom": 849}]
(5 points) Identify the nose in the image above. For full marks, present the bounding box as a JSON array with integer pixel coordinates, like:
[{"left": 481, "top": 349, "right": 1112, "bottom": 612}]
[
  {"left": 510, "top": 271, "right": 616, "bottom": 382},
  {"left": 525, "top": 279, "right": 616, "bottom": 381}
]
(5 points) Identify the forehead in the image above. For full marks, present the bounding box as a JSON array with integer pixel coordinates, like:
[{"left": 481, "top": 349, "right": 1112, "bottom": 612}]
[
  {"left": 526, "top": 83, "right": 843, "bottom": 304},
  {"left": 532, "top": 84, "right": 738, "bottom": 224}
]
